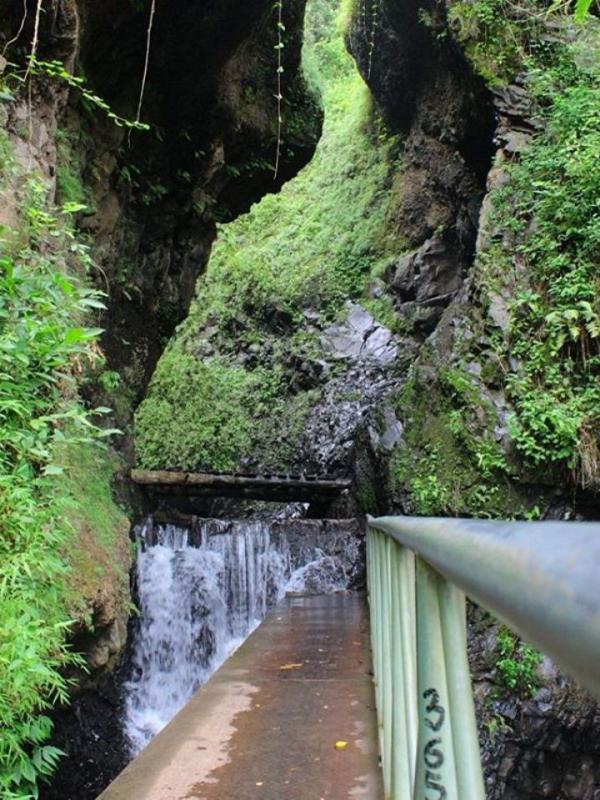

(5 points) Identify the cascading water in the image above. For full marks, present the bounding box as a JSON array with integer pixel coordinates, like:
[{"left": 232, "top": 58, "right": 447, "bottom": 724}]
[{"left": 124, "top": 517, "right": 353, "bottom": 754}]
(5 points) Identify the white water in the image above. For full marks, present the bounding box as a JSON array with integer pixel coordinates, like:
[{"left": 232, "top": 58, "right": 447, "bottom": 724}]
[{"left": 124, "top": 519, "right": 348, "bottom": 754}]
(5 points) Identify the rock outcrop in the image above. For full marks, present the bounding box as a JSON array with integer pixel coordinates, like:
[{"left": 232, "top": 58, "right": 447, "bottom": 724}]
[
  {"left": 346, "top": 1, "right": 600, "bottom": 796},
  {"left": 1, "top": 0, "right": 321, "bottom": 404}
]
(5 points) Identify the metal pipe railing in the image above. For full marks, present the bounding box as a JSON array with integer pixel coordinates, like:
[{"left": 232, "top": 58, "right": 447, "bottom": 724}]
[
  {"left": 366, "top": 516, "right": 600, "bottom": 800},
  {"left": 367, "top": 527, "right": 485, "bottom": 800},
  {"left": 368, "top": 516, "right": 600, "bottom": 697}
]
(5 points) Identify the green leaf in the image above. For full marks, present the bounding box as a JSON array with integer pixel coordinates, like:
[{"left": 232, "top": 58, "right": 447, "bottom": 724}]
[
  {"left": 575, "top": 0, "right": 594, "bottom": 22},
  {"left": 63, "top": 327, "right": 86, "bottom": 345},
  {"left": 42, "top": 465, "right": 65, "bottom": 476}
]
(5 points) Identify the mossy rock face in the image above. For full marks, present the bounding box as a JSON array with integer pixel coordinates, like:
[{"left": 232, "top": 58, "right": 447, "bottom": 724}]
[
  {"left": 135, "top": 2, "right": 409, "bottom": 484},
  {"left": 388, "top": 355, "right": 521, "bottom": 519},
  {"left": 344, "top": 0, "right": 600, "bottom": 516}
]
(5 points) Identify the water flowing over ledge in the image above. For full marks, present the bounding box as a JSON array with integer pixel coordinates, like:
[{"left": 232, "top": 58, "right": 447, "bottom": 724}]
[{"left": 124, "top": 516, "right": 362, "bottom": 753}]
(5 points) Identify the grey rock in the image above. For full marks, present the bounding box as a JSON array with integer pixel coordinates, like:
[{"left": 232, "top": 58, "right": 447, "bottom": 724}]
[
  {"left": 363, "top": 325, "right": 397, "bottom": 365},
  {"left": 379, "top": 407, "right": 404, "bottom": 451},
  {"left": 347, "top": 303, "right": 375, "bottom": 335},
  {"left": 502, "top": 130, "right": 533, "bottom": 155},
  {"left": 489, "top": 291, "right": 511, "bottom": 333},
  {"left": 389, "top": 234, "right": 462, "bottom": 305},
  {"left": 321, "top": 302, "right": 397, "bottom": 368}
]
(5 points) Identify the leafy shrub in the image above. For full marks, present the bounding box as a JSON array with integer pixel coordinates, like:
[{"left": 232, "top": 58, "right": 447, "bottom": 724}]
[
  {"left": 0, "top": 173, "right": 114, "bottom": 797},
  {"left": 496, "top": 627, "right": 542, "bottom": 696}
]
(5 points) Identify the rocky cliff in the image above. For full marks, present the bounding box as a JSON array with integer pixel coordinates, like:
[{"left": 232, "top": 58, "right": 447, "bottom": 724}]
[
  {"left": 0, "top": 2, "right": 320, "bottom": 796},
  {"left": 133, "top": 0, "right": 600, "bottom": 797},
  {"left": 350, "top": 1, "right": 600, "bottom": 796}
]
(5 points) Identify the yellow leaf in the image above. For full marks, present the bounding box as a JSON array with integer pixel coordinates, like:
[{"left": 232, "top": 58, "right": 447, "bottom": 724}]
[
  {"left": 335, "top": 740, "right": 348, "bottom": 750},
  {"left": 279, "top": 662, "right": 303, "bottom": 670}
]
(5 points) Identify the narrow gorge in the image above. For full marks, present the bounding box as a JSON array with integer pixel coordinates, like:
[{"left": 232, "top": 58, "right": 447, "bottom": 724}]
[{"left": 0, "top": 0, "right": 599, "bottom": 798}]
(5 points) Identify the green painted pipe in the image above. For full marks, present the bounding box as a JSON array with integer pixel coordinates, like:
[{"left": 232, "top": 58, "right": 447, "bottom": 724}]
[
  {"left": 367, "top": 528, "right": 484, "bottom": 800},
  {"left": 414, "top": 558, "right": 460, "bottom": 800},
  {"left": 369, "top": 516, "right": 600, "bottom": 698}
]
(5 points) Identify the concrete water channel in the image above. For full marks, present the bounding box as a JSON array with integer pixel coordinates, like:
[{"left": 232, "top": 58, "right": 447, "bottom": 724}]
[{"left": 99, "top": 594, "right": 382, "bottom": 799}]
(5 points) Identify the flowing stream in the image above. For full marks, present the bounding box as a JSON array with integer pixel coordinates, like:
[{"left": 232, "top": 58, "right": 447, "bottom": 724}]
[{"left": 124, "top": 518, "right": 351, "bottom": 753}]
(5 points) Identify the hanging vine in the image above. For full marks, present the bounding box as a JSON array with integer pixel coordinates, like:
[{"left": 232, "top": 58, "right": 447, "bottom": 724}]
[
  {"left": 6, "top": 0, "right": 153, "bottom": 139},
  {"left": 134, "top": 0, "right": 157, "bottom": 128},
  {"left": 2, "top": 0, "right": 28, "bottom": 56},
  {"left": 366, "top": 0, "right": 382, "bottom": 80},
  {"left": 273, "top": 0, "right": 284, "bottom": 179}
]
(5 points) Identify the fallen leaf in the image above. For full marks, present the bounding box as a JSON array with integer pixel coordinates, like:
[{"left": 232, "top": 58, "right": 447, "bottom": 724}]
[
  {"left": 279, "top": 662, "right": 303, "bottom": 670},
  {"left": 335, "top": 740, "right": 348, "bottom": 750}
]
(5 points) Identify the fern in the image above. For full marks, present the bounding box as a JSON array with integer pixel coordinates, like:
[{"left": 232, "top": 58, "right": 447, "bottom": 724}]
[{"left": 575, "top": 0, "right": 594, "bottom": 22}]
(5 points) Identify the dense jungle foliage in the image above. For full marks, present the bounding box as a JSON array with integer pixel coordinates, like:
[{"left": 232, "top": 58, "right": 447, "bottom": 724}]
[{"left": 0, "top": 138, "right": 128, "bottom": 797}]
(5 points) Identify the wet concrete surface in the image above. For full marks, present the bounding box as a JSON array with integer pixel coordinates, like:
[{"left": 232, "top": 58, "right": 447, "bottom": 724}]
[{"left": 98, "top": 594, "right": 382, "bottom": 800}]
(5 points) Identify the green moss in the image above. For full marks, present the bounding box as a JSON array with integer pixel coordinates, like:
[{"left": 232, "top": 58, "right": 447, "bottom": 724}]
[
  {"left": 136, "top": 0, "right": 404, "bottom": 474},
  {"left": 135, "top": 345, "right": 323, "bottom": 472},
  {"left": 390, "top": 366, "right": 522, "bottom": 519},
  {"left": 338, "top": 0, "right": 359, "bottom": 34},
  {"left": 55, "top": 440, "right": 130, "bottom": 620},
  {"left": 55, "top": 130, "right": 92, "bottom": 210},
  {"left": 0, "top": 129, "right": 14, "bottom": 184}
]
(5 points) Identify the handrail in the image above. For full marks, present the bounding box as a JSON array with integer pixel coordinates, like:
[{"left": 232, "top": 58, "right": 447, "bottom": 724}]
[
  {"left": 366, "top": 516, "right": 600, "bottom": 800},
  {"left": 368, "top": 516, "right": 600, "bottom": 697}
]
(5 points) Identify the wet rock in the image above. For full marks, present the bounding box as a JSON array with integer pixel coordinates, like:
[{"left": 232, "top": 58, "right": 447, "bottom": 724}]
[
  {"left": 87, "top": 618, "right": 129, "bottom": 672},
  {"left": 321, "top": 301, "right": 398, "bottom": 366},
  {"left": 380, "top": 407, "right": 404, "bottom": 451},
  {"left": 488, "top": 291, "right": 511, "bottom": 333},
  {"left": 390, "top": 233, "right": 462, "bottom": 303},
  {"left": 470, "top": 606, "right": 600, "bottom": 800}
]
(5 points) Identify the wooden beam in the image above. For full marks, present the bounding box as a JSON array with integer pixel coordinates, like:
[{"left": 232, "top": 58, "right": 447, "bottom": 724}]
[{"left": 130, "top": 469, "right": 351, "bottom": 501}]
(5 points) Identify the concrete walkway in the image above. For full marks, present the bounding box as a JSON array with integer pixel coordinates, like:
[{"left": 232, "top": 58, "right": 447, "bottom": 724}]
[{"left": 98, "top": 594, "right": 382, "bottom": 800}]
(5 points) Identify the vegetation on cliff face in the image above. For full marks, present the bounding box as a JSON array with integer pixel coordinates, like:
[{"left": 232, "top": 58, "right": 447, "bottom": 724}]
[
  {"left": 494, "top": 64, "right": 600, "bottom": 483},
  {"left": 0, "top": 139, "right": 129, "bottom": 798},
  {"left": 137, "top": 0, "right": 600, "bottom": 516},
  {"left": 390, "top": 2, "right": 600, "bottom": 516},
  {"left": 135, "top": 0, "right": 404, "bottom": 474}
]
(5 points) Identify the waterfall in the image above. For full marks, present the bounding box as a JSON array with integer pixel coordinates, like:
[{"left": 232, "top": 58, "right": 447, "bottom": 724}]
[{"left": 124, "top": 518, "right": 352, "bottom": 754}]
